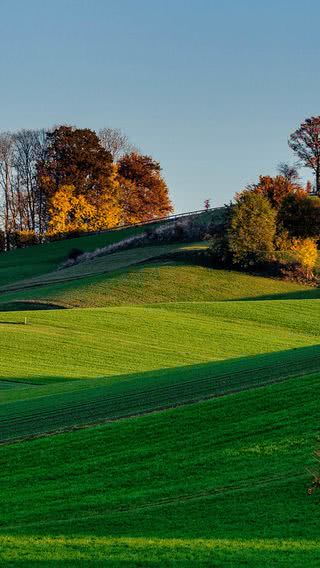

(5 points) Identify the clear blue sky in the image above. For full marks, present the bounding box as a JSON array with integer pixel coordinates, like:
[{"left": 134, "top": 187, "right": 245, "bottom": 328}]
[{"left": 0, "top": 0, "right": 319, "bottom": 212}]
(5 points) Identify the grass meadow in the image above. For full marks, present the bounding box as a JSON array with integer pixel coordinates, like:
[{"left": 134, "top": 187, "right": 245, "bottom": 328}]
[
  {"left": 1, "top": 374, "right": 320, "bottom": 565},
  {"left": 0, "top": 226, "right": 319, "bottom": 566}
]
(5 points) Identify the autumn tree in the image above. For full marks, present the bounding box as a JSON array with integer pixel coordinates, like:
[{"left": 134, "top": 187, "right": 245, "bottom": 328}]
[
  {"left": 48, "top": 185, "right": 96, "bottom": 234},
  {"left": 290, "top": 238, "right": 318, "bottom": 279},
  {"left": 289, "top": 116, "right": 320, "bottom": 195},
  {"left": 228, "top": 191, "right": 276, "bottom": 267},
  {"left": 37, "top": 126, "right": 121, "bottom": 231},
  {"left": 245, "top": 175, "right": 305, "bottom": 209},
  {"left": 0, "top": 124, "right": 173, "bottom": 245},
  {"left": 117, "top": 152, "right": 173, "bottom": 223}
]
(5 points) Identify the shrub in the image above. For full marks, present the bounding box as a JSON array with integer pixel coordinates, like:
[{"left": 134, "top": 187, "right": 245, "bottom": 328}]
[
  {"left": 228, "top": 192, "right": 276, "bottom": 268},
  {"left": 274, "top": 229, "right": 292, "bottom": 253}
]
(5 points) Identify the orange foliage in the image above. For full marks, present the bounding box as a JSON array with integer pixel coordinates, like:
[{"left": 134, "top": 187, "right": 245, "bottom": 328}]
[
  {"left": 117, "top": 152, "right": 173, "bottom": 224},
  {"left": 238, "top": 175, "right": 306, "bottom": 209}
]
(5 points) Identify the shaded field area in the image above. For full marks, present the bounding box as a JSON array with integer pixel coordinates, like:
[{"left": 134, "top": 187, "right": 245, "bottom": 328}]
[
  {"left": 1, "top": 345, "right": 320, "bottom": 443},
  {"left": 0, "top": 209, "right": 218, "bottom": 293},
  {"left": 1, "top": 374, "right": 320, "bottom": 565},
  {"left": 0, "top": 225, "right": 148, "bottom": 288}
]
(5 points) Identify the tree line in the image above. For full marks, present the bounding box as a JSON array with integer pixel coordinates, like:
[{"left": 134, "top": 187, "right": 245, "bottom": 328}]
[
  {"left": 1, "top": 115, "right": 319, "bottom": 255},
  {"left": 208, "top": 115, "right": 320, "bottom": 280},
  {"left": 0, "top": 126, "right": 173, "bottom": 250}
]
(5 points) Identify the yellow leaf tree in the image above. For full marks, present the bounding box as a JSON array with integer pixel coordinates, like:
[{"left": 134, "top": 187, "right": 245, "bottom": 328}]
[
  {"left": 291, "top": 238, "right": 318, "bottom": 279},
  {"left": 48, "top": 185, "right": 96, "bottom": 234}
]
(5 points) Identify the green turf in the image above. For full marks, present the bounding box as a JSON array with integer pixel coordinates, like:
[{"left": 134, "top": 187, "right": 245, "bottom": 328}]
[
  {"left": 0, "top": 260, "right": 318, "bottom": 310},
  {"left": 1, "top": 345, "right": 319, "bottom": 443},
  {"left": 0, "top": 221, "right": 319, "bottom": 565},
  {"left": 1, "top": 373, "right": 320, "bottom": 566},
  {"left": 0, "top": 300, "right": 318, "bottom": 384},
  {"left": 0, "top": 243, "right": 193, "bottom": 299}
]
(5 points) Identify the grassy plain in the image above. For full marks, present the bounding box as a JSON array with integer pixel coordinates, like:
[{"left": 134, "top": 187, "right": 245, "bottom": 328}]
[
  {"left": 0, "top": 300, "right": 318, "bottom": 384},
  {"left": 0, "top": 219, "right": 319, "bottom": 565},
  {"left": 1, "top": 373, "right": 320, "bottom": 566}
]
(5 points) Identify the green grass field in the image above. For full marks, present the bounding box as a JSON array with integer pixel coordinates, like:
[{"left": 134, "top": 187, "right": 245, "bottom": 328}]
[
  {"left": 1, "top": 260, "right": 319, "bottom": 310},
  {"left": 1, "top": 374, "right": 320, "bottom": 565},
  {"left": 0, "top": 223, "right": 319, "bottom": 566}
]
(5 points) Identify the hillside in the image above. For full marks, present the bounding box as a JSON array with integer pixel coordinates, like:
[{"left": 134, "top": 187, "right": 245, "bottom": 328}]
[
  {"left": 0, "top": 225, "right": 148, "bottom": 288},
  {"left": 0, "top": 223, "right": 319, "bottom": 566},
  {"left": 1, "top": 374, "right": 320, "bottom": 565},
  {"left": 0, "top": 210, "right": 217, "bottom": 288},
  {"left": 0, "top": 244, "right": 318, "bottom": 310}
]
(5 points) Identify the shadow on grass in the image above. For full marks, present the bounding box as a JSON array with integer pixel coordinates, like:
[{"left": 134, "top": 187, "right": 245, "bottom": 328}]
[
  {"left": 235, "top": 288, "right": 320, "bottom": 302},
  {"left": 0, "top": 321, "right": 27, "bottom": 325},
  {"left": 1, "top": 344, "right": 320, "bottom": 444},
  {"left": 0, "top": 301, "right": 66, "bottom": 312}
]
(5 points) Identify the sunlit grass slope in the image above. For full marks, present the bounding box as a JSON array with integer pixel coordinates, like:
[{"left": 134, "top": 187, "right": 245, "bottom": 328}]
[
  {"left": 1, "top": 373, "right": 320, "bottom": 566},
  {"left": 0, "top": 243, "right": 192, "bottom": 298},
  {"left": 0, "top": 260, "right": 318, "bottom": 310},
  {"left": 0, "top": 299, "right": 319, "bottom": 442},
  {"left": 0, "top": 300, "right": 318, "bottom": 384}
]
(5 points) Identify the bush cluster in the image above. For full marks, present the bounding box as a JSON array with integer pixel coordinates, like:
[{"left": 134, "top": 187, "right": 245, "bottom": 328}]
[{"left": 207, "top": 186, "right": 319, "bottom": 281}]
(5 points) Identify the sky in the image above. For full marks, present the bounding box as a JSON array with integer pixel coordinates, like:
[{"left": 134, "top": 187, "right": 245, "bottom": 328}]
[{"left": 0, "top": 0, "right": 320, "bottom": 212}]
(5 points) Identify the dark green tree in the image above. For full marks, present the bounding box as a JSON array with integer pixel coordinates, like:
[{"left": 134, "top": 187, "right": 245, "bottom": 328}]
[
  {"left": 278, "top": 193, "right": 320, "bottom": 238},
  {"left": 228, "top": 192, "right": 276, "bottom": 267}
]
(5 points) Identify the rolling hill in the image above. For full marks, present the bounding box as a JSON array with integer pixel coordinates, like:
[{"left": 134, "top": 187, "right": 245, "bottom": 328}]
[
  {"left": 0, "top": 219, "right": 319, "bottom": 566},
  {"left": 1, "top": 373, "right": 320, "bottom": 566}
]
